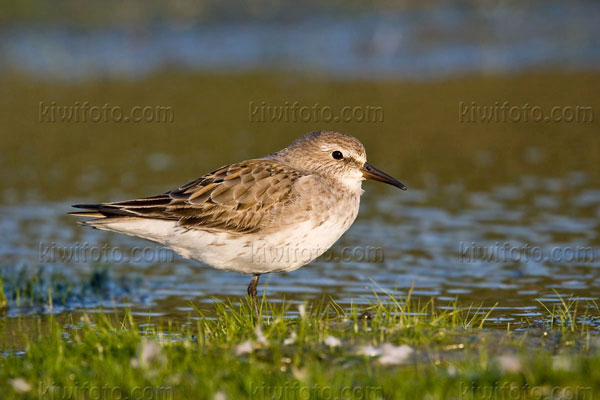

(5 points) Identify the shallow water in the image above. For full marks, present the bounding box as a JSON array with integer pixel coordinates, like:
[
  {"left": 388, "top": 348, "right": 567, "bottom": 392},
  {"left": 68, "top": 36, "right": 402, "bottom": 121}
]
[
  {"left": 1, "top": 176, "right": 599, "bottom": 328},
  {"left": 1, "top": 71, "right": 599, "bottom": 334},
  {"left": 2, "top": 2, "right": 600, "bottom": 81}
]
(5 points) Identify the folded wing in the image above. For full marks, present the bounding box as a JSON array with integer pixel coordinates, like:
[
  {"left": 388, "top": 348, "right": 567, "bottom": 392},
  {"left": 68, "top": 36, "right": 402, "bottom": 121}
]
[{"left": 71, "top": 159, "right": 305, "bottom": 234}]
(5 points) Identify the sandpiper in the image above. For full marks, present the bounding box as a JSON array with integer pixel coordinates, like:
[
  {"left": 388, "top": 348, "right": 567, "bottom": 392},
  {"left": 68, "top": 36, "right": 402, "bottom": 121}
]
[{"left": 71, "top": 131, "right": 406, "bottom": 310}]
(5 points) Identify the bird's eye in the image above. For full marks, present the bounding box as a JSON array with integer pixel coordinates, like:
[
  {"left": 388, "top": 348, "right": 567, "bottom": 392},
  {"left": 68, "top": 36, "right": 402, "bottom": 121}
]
[{"left": 332, "top": 151, "right": 343, "bottom": 160}]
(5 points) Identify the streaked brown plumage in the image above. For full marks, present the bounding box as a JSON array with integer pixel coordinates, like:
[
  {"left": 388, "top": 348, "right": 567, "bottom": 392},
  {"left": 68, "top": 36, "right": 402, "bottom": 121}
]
[{"left": 73, "top": 160, "right": 304, "bottom": 234}]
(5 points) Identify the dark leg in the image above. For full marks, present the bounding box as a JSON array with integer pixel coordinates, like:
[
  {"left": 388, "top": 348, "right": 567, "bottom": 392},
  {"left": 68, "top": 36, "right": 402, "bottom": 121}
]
[
  {"left": 247, "top": 274, "right": 261, "bottom": 298},
  {"left": 247, "top": 274, "right": 261, "bottom": 318}
]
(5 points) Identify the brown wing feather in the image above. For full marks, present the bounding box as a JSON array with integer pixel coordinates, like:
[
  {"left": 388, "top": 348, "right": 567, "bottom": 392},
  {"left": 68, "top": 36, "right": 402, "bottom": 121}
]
[{"left": 72, "top": 159, "right": 304, "bottom": 234}]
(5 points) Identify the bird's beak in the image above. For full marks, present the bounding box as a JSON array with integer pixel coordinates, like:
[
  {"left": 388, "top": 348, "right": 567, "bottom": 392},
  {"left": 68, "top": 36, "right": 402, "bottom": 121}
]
[{"left": 361, "top": 162, "right": 407, "bottom": 190}]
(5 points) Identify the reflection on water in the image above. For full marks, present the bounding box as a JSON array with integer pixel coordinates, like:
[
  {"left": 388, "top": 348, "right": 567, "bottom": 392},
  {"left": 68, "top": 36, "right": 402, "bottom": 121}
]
[
  {"left": 1, "top": 170, "right": 599, "bottom": 328},
  {"left": 2, "top": 2, "right": 600, "bottom": 80}
]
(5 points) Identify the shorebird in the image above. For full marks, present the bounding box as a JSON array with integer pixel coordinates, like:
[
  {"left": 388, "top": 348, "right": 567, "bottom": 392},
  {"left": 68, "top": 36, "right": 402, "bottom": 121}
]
[{"left": 71, "top": 131, "right": 406, "bottom": 313}]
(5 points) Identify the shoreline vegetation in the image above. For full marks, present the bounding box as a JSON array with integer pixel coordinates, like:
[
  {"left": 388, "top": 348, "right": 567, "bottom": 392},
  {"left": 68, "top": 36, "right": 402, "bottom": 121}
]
[{"left": 1, "top": 283, "right": 599, "bottom": 399}]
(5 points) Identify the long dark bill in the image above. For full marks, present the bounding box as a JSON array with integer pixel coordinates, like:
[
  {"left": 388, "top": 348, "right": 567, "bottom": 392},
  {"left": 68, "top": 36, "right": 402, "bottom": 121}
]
[{"left": 361, "top": 162, "right": 407, "bottom": 190}]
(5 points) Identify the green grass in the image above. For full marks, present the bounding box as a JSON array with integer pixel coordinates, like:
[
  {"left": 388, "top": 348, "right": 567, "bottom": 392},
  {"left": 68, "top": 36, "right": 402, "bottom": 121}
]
[{"left": 1, "top": 292, "right": 599, "bottom": 399}]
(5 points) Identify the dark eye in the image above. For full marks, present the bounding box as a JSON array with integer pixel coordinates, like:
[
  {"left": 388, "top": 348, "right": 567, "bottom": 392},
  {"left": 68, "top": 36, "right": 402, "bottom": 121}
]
[{"left": 332, "top": 151, "right": 343, "bottom": 160}]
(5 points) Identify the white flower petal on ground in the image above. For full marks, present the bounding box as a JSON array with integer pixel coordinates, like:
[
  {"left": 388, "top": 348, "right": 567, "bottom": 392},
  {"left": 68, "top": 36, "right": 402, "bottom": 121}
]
[
  {"left": 498, "top": 354, "right": 522, "bottom": 374},
  {"left": 324, "top": 336, "right": 342, "bottom": 347},
  {"left": 292, "top": 366, "right": 309, "bottom": 381},
  {"left": 283, "top": 331, "right": 297, "bottom": 345},
  {"left": 235, "top": 340, "right": 253, "bottom": 355},
  {"left": 378, "top": 344, "right": 414, "bottom": 365},
  {"left": 139, "top": 340, "right": 164, "bottom": 367},
  {"left": 357, "top": 345, "right": 381, "bottom": 357},
  {"left": 298, "top": 304, "right": 307, "bottom": 319},
  {"left": 214, "top": 391, "right": 227, "bottom": 400},
  {"left": 255, "top": 325, "right": 268, "bottom": 345},
  {"left": 10, "top": 378, "right": 31, "bottom": 393}
]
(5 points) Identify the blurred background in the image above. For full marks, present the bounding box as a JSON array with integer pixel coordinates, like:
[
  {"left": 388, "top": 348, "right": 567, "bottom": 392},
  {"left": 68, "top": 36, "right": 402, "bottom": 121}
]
[{"left": 0, "top": 1, "right": 599, "bottom": 330}]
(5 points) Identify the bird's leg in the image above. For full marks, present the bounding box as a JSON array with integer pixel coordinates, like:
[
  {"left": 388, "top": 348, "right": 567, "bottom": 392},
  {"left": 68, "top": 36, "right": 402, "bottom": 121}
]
[
  {"left": 247, "top": 274, "right": 261, "bottom": 318},
  {"left": 247, "top": 274, "right": 260, "bottom": 298}
]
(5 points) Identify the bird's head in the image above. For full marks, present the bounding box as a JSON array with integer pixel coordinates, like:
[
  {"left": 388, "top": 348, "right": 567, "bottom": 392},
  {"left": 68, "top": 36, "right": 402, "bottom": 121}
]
[{"left": 276, "top": 131, "right": 407, "bottom": 193}]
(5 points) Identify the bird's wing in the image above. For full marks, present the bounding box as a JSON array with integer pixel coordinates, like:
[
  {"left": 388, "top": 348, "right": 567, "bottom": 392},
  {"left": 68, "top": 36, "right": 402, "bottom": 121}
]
[{"left": 71, "top": 159, "right": 306, "bottom": 234}]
